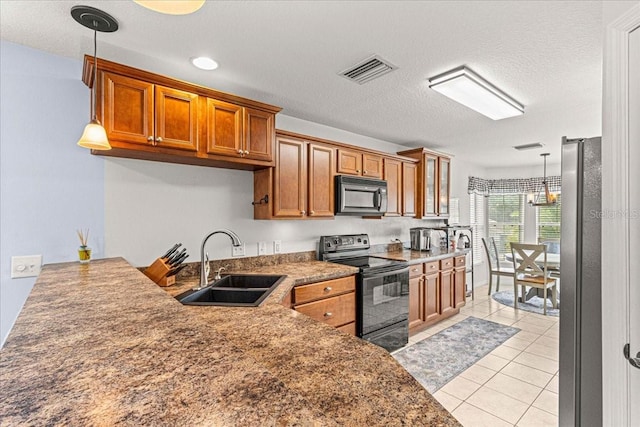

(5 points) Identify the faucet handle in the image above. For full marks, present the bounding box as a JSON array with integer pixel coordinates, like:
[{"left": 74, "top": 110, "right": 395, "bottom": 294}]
[
  {"left": 204, "top": 253, "right": 211, "bottom": 281},
  {"left": 214, "top": 265, "right": 228, "bottom": 280}
]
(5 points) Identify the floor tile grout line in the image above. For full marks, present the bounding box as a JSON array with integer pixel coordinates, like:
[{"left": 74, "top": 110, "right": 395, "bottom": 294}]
[{"left": 463, "top": 398, "right": 521, "bottom": 426}]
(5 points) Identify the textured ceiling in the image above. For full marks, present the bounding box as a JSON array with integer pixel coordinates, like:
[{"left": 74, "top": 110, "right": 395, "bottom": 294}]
[{"left": 0, "top": 1, "right": 607, "bottom": 167}]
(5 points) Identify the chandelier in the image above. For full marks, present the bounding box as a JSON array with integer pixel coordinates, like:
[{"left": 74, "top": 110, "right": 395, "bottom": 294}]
[{"left": 528, "top": 153, "right": 558, "bottom": 207}]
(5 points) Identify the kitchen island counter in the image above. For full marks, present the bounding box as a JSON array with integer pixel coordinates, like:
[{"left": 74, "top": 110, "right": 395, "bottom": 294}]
[{"left": 0, "top": 257, "right": 460, "bottom": 426}]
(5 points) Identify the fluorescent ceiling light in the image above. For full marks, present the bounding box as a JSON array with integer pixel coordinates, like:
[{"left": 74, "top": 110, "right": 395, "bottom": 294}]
[
  {"left": 191, "top": 57, "right": 218, "bottom": 70},
  {"left": 428, "top": 66, "right": 524, "bottom": 120},
  {"left": 134, "top": 1, "right": 205, "bottom": 15}
]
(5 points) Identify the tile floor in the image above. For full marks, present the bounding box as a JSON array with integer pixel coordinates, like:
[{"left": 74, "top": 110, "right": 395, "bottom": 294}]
[{"left": 406, "top": 285, "right": 559, "bottom": 427}]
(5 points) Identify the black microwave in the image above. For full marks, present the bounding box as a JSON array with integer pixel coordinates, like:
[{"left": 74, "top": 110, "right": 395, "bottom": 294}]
[{"left": 335, "top": 175, "right": 388, "bottom": 215}]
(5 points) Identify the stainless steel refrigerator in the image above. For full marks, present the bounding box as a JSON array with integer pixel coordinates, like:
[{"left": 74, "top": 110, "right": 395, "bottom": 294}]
[{"left": 559, "top": 136, "right": 602, "bottom": 426}]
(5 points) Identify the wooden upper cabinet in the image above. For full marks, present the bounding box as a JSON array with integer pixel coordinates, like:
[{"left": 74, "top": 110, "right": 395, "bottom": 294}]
[
  {"left": 362, "top": 153, "right": 383, "bottom": 178},
  {"left": 337, "top": 148, "right": 362, "bottom": 175},
  {"left": 402, "top": 162, "right": 417, "bottom": 217},
  {"left": 384, "top": 158, "right": 402, "bottom": 216},
  {"left": 244, "top": 107, "right": 274, "bottom": 162},
  {"left": 205, "top": 98, "right": 243, "bottom": 156},
  {"left": 154, "top": 86, "right": 198, "bottom": 151},
  {"left": 397, "top": 148, "right": 451, "bottom": 219},
  {"left": 86, "top": 56, "right": 281, "bottom": 169},
  {"left": 337, "top": 149, "right": 382, "bottom": 178},
  {"left": 273, "top": 137, "right": 307, "bottom": 218},
  {"left": 308, "top": 143, "right": 335, "bottom": 217},
  {"left": 101, "top": 72, "right": 154, "bottom": 147}
]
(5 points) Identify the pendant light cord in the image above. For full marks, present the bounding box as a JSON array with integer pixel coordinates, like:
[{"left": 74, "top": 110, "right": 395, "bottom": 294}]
[{"left": 91, "top": 28, "right": 98, "bottom": 121}]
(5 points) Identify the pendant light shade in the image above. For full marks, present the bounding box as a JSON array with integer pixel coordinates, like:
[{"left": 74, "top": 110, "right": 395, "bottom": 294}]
[
  {"left": 71, "top": 6, "right": 119, "bottom": 151},
  {"left": 134, "top": 1, "right": 205, "bottom": 15},
  {"left": 77, "top": 119, "right": 110, "bottom": 150}
]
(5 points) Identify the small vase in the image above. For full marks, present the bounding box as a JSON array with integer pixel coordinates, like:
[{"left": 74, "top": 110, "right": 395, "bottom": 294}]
[{"left": 78, "top": 246, "right": 92, "bottom": 264}]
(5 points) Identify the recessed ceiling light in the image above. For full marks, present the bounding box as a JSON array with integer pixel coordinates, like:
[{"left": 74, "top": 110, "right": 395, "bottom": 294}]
[
  {"left": 133, "top": 1, "right": 205, "bottom": 15},
  {"left": 191, "top": 57, "right": 219, "bottom": 71},
  {"left": 428, "top": 66, "right": 524, "bottom": 120}
]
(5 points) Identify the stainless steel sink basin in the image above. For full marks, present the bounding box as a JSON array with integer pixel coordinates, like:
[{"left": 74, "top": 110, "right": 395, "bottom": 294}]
[{"left": 175, "top": 274, "right": 286, "bottom": 307}]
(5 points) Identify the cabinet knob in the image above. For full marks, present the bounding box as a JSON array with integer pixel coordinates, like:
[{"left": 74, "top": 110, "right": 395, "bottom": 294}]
[
  {"left": 324, "top": 286, "right": 332, "bottom": 292},
  {"left": 309, "top": 210, "right": 315, "bottom": 215},
  {"left": 363, "top": 170, "right": 367, "bottom": 174},
  {"left": 243, "top": 150, "right": 249, "bottom": 155},
  {"left": 356, "top": 169, "right": 360, "bottom": 173},
  {"left": 237, "top": 149, "right": 243, "bottom": 155},
  {"left": 324, "top": 312, "right": 333, "bottom": 318},
  {"left": 147, "top": 136, "right": 154, "bottom": 142},
  {"left": 301, "top": 210, "right": 306, "bottom": 215},
  {"left": 155, "top": 137, "right": 163, "bottom": 143}
]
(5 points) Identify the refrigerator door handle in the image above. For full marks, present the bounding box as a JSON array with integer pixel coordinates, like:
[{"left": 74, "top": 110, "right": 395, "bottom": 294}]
[{"left": 623, "top": 343, "right": 640, "bottom": 369}]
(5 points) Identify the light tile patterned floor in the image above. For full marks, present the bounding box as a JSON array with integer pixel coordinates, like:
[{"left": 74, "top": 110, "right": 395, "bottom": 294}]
[{"left": 407, "top": 284, "right": 559, "bottom": 427}]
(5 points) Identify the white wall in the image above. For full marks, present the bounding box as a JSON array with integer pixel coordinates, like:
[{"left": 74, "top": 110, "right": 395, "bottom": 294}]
[{"left": 0, "top": 41, "right": 106, "bottom": 346}]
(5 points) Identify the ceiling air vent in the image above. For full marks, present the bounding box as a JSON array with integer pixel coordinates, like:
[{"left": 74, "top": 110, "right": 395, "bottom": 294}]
[
  {"left": 339, "top": 55, "right": 397, "bottom": 85},
  {"left": 513, "top": 142, "right": 544, "bottom": 151}
]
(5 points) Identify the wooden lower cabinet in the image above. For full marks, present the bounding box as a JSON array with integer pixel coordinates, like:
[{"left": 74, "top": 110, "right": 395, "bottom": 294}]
[
  {"left": 454, "top": 255, "right": 467, "bottom": 308},
  {"left": 291, "top": 275, "right": 356, "bottom": 335},
  {"left": 409, "top": 256, "right": 461, "bottom": 335}
]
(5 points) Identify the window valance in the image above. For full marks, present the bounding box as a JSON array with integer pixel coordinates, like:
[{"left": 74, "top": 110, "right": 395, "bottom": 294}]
[{"left": 467, "top": 176, "right": 561, "bottom": 196}]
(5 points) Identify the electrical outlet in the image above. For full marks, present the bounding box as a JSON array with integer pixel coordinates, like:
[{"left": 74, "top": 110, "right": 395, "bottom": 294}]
[
  {"left": 232, "top": 243, "right": 245, "bottom": 257},
  {"left": 258, "top": 241, "right": 267, "bottom": 256},
  {"left": 273, "top": 240, "right": 282, "bottom": 254},
  {"left": 11, "top": 255, "right": 43, "bottom": 278}
]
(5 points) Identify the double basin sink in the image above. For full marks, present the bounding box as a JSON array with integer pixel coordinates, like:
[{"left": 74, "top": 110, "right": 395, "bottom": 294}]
[{"left": 175, "top": 274, "right": 286, "bottom": 307}]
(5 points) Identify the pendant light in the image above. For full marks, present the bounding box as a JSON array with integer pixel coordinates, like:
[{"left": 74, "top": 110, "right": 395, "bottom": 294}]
[
  {"left": 71, "top": 6, "right": 119, "bottom": 150},
  {"left": 528, "top": 153, "right": 558, "bottom": 207}
]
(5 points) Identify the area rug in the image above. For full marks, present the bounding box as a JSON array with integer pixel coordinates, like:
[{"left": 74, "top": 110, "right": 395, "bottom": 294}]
[
  {"left": 492, "top": 290, "right": 560, "bottom": 317},
  {"left": 393, "top": 317, "right": 520, "bottom": 393}
]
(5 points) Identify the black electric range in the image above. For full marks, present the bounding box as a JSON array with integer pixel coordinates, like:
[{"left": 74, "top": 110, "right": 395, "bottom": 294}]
[{"left": 318, "top": 234, "right": 409, "bottom": 352}]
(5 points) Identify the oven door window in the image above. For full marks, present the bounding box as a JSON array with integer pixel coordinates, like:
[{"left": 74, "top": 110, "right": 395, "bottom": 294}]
[{"left": 361, "top": 269, "right": 409, "bottom": 336}]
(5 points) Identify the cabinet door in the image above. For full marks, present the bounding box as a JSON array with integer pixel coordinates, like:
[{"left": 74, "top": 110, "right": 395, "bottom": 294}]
[
  {"left": 155, "top": 85, "right": 198, "bottom": 151},
  {"left": 362, "top": 153, "right": 383, "bottom": 178},
  {"left": 424, "top": 272, "right": 440, "bottom": 322},
  {"left": 439, "top": 157, "right": 450, "bottom": 216},
  {"left": 454, "top": 267, "right": 466, "bottom": 308},
  {"left": 274, "top": 137, "right": 306, "bottom": 217},
  {"left": 337, "top": 149, "right": 362, "bottom": 175},
  {"left": 409, "top": 276, "right": 424, "bottom": 330},
  {"left": 205, "top": 98, "right": 243, "bottom": 157},
  {"left": 244, "top": 107, "right": 274, "bottom": 161},
  {"left": 424, "top": 153, "right": 439, "bottom": 216},
  {"left": 402, "top": 162, "right": 417, "bottom": 217},
  {"left": 439, "top": 270, "right": 454, "bottom": 315},
  {"left": 101, "top": 72, "right": 154, "bottom": 147},
  {"left": 383, "top": 158, "right": 402, "bottom": 216},
  {"left": 308, "top": 143, "right": 335, "bottom": 217}
]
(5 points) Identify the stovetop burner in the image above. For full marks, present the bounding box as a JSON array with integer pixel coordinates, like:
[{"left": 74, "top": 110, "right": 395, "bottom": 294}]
[{"left": 330, "top": 256, "right": 405, "bottom": 271}]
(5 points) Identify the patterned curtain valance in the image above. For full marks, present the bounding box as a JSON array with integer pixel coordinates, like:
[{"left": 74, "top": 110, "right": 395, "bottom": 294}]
[{"left": 468, "top": 176, "right": 561, "bottom": 196}]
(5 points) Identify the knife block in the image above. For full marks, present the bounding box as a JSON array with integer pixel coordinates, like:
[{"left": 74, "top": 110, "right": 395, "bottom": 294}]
[{"left": 144, "top": 258, "right": 175, "bottom": 287}]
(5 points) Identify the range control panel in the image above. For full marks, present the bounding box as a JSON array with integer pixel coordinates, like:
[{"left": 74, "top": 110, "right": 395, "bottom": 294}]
[{"left": 319, "top": 234, "right": 370, "bottom": 254}]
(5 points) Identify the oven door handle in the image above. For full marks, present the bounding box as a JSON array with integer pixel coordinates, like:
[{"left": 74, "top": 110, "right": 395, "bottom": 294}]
[{"left": 362, "top": 266, "right": 409, "bottom": 279}]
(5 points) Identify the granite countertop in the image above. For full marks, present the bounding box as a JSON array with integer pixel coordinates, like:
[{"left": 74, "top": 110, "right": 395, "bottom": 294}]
[{"left": 0, "top": 257, "right": 460, "bottom": 426}]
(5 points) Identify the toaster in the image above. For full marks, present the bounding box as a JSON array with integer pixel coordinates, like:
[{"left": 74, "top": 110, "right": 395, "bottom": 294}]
[{"left": 410, "top": 228, "right": 432, "bottom": 251}]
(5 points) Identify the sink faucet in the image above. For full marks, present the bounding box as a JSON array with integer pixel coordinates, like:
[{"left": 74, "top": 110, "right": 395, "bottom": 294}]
[{"left": 196, "top": 229, "right": 242, "bottom": 290}]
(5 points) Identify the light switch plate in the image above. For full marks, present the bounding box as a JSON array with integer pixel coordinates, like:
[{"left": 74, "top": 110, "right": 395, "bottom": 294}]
[
  {"left": 273, "top": 240, "right": 282, "bottom": 254},
  {"left": 11, "top": 255, "right": 43, "bottom": 278},
  {"left": 258, "top": 241, "right": 267, "bottom": 256}
]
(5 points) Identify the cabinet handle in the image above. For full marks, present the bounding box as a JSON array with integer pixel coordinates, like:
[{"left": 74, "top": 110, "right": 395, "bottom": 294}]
[
  {"left": 309, "top": 210, "right": 315, "bottom": 215},
  {"left": 324, "top": 312, "right": 333, "bottom": 318},
  {"left": 237, "top": 149, "right": 244, "bottom": 155},
  {"left": 244, "top": 150, "right": 249, "bottom": 155},
  {"left": 147, "top": 136, "right": 154, "bottom": 142},
  {"left": 412, "top": 268, "right": 419, "bottom": 272},
  {"left": 155, "top": 137, "right": 163, "bottom": 143},
  {"left": 324, "top": 286, "right": 332, "bottom": 292}
]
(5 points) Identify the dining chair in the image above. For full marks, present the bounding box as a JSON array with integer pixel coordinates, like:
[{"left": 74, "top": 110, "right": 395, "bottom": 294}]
[
  {"left": 510, "top": 242, "right": 558, "bottom": 315},
  {"left": 538, "top": 238, "right": 561, "bottom": 278},
  {"left": 482, "top": 237, "right": 514, "bottom": 295}
]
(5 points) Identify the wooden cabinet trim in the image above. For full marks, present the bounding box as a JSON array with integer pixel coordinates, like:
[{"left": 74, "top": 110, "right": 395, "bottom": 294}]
[
  {"left": 293, "top": 275, "right": 355, "bottom": 305},
  {"left": 273, "top": 137, "right": 307, "bottom": 217},
  {"left": 205, "top": 98, "right": 243, "bottom": 156},
  {"left": 294, "top": 292, "right": 356, "bottom": 327}
]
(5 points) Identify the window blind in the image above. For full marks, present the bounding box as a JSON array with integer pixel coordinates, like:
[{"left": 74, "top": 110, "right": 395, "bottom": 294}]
[
  {"left": 488, "top": 194, "right": 524, "bottom": 260},
  {"left": 470, "top": 193, "right": 486, "bottom": 265},
  {"left": 537, "top": 193, "right": 562, "bottom": 242}
]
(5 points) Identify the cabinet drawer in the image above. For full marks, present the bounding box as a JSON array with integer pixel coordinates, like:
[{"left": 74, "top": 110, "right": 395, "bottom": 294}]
[
  {"left": 294, "top": 276, "right": 355, "bottom": 305},
  {"left": 409, "top": 264, "right": 423, "bottom": 278},
  {"left": 424, "top": 261, "right": 439, "bottom": 275},
  {"left": 295, "top": 292, "right": 355, "bottom": 327},
  {"left": 336, "top": 322, "right": 356, "bottom": 336},
  {"left": 454, "top": 256, "right": 466, "bottom": 267},
  {"left": 440, "top": 257, "right": 454, "bottom": 270}
]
